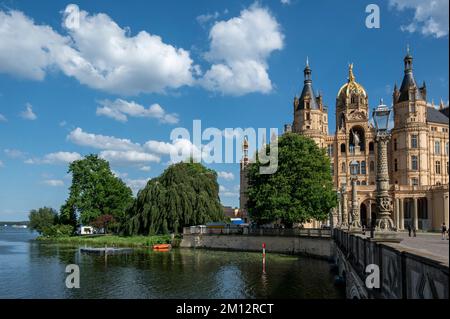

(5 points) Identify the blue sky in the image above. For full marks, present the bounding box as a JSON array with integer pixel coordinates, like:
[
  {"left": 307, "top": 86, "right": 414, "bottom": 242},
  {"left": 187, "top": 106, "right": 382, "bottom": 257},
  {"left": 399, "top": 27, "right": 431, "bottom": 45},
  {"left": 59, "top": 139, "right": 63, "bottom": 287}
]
[{"left": 0, "top": 0, "right": 448, "bottom": 220}]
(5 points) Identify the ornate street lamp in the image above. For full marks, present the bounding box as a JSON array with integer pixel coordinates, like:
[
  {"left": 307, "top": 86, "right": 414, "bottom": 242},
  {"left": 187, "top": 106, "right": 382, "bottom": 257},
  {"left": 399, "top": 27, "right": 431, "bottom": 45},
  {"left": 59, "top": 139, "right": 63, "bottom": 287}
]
[
  {"left": 349, "top": 160, "right": 361, "bottom": 231},
  {"left": 372, "top": 100, "right": 398, "bottom": 239}
]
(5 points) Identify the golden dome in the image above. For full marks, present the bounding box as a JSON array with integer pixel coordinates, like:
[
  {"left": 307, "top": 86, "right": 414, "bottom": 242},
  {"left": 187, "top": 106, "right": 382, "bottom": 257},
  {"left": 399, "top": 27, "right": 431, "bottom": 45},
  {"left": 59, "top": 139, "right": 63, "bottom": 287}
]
[{"left": 337, "top": 63, "right": 367, "bottom": 100}]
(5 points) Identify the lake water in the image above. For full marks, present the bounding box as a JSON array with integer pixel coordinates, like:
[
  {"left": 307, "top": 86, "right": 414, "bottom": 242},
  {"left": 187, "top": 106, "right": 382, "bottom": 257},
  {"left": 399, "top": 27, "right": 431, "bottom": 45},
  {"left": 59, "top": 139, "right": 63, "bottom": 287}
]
[{"left": 0, "top": 227, "right": 344, "bottom": 299}]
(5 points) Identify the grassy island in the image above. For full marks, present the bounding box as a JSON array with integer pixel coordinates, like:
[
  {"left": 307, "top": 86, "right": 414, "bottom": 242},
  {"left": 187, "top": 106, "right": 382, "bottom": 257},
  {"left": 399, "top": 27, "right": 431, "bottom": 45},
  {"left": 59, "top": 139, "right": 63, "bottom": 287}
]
[{"left": 37, "top": 234, "right": 178, "bottom": 248}]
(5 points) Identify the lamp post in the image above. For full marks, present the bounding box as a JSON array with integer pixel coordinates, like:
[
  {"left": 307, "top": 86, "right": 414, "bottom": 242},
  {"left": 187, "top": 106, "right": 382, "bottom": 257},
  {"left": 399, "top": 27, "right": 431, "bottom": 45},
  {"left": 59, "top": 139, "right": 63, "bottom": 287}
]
[
  {"left": 372, "top": 100, "right": 398, "bottom": 238},
  {"left": 349, "top": 160, "right": 362, "bottom": 231}
]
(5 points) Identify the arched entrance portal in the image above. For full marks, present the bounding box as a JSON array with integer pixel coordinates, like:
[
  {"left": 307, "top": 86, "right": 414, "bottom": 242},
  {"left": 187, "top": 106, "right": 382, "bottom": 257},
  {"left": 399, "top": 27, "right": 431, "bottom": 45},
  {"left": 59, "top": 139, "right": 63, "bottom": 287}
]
[{"left": 360, "top": 203, "right": 367, "bottom": 227}]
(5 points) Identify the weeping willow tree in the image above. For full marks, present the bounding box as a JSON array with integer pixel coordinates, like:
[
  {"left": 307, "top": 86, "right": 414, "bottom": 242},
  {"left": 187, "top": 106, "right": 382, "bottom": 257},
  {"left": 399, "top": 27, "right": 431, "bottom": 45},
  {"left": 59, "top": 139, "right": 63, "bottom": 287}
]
[{"left": 124, "top": 162, "right": 224, "bottom": 235}]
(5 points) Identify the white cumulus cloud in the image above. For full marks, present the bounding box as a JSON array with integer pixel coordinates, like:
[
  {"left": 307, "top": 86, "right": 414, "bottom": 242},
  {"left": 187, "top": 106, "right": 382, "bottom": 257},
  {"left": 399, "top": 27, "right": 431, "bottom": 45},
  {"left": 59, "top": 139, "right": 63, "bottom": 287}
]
[
  {"left": 99, "top": 150, "right": 160, "bottom": 165},
  {"left": 67, "top": 127, "right": 141, "bottom": 151},
  {"left": 200, "top": 4, "right": 284, "bottom": 95},
  {"left": 0, "top": 5, "right": 196, "bottom": 95},
  {"left": 123, "top": 178, "right": 149, "bottom": 195},
  {"left": 96, "top": 99, "right": 179, "bottom": 124},
  {"left": 0, "top": 114, "right": 6, "bottom": 122},
  {"left": 42, "top": 179, "right": 64, "bottom": 187},
  {"left": 217, "top": 171, "right": 234, "bottom": 180},
  {"left": 20, "top": 103, "right": 37, "bottom": 120},
  {"left": 26, "top": 151, "right": 81, "bottom": 164},
  {"left": 144, "top": 138, "right": 204, "bottom": 161},
  {"left": 219, "top": 184, "right": 239, "bottom": 197},
  {"left": 389, "top": 0, "right": 449, "bottom": 38}
]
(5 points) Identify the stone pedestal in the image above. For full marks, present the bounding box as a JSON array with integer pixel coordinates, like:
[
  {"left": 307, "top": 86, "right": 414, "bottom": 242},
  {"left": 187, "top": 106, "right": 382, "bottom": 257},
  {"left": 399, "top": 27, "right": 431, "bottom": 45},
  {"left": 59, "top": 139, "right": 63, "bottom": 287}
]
[{"left": 369, "top": 231, "right": 403, "bottom": 243}]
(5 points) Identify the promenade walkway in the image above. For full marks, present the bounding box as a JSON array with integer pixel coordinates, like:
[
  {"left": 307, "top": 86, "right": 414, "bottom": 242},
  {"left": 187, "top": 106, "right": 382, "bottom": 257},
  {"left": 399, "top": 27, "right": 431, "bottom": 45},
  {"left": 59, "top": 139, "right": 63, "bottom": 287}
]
[{"left": 395, "top": 231, "right": 449, "bottom": 263}]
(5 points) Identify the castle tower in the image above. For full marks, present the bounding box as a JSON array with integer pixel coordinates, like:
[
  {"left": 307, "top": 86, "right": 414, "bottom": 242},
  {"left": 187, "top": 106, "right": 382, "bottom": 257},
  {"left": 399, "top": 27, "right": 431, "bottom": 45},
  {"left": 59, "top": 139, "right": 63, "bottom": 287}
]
[
  {"left": 239, "top": 137, "right": 249, "bottom": 213},
  {"left": 391, "top": 48, "right": 429, "bottom": 186},
  {"left": 335, "top": 64, "right": 375, "bottom": 189},
  {"left": 292, "top": 59, "right": 328, "bottom": 148}
]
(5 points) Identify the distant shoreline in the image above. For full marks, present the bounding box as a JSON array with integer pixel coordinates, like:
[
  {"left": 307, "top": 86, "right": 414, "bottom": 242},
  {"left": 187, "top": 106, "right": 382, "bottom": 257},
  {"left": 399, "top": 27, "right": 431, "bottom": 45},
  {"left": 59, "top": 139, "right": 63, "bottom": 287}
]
[{"left": 0, "top": 221, "right": 29, "bottom": 226}]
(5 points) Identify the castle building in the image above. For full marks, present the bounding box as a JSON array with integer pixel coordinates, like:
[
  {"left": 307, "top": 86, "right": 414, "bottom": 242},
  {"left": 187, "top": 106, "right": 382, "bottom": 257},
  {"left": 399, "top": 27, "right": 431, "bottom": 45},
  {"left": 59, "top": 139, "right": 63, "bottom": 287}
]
[{"left": 240, "top": 51, "right": 449, "bottom": 231}]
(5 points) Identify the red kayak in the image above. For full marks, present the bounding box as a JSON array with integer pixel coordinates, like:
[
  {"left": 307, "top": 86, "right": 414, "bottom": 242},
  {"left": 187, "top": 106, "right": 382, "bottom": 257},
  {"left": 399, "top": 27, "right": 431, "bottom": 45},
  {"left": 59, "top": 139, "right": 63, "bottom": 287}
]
[{"left": 152, "top": 244, "right": 172, "bottom": 250}]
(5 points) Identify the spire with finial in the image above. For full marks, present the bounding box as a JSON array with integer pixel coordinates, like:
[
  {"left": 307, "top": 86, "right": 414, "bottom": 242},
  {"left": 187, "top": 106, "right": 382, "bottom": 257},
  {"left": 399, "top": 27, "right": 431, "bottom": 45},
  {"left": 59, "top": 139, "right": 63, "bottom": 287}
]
[
  {"left": 398, "top": 45, "right": 421, "bottom": 103},
  {"left": 303, "top": 57, "right": 312, "bottom": 83},
  {"left": 404, "top": 45, "right": 413, "bottom": 72},
  {"left": 439, "top": 98, "right": 444, "bottom": 110},
  {"left": 297, "top": 57, "right": 319, "bottom": 110},
  {"left": 348, "top": 63, "right": 355, "bottom": 82},
  {"left": 242, "top": 136, "right": 249, "bottom": 167}
]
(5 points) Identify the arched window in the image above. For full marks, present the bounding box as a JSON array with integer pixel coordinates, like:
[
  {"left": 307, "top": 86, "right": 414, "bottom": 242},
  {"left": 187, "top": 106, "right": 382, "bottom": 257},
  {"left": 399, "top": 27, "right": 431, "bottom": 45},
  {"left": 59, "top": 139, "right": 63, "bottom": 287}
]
[
  {"left": 361, "top": 161, "right": 366, "bottom": 174},
  {"left": 341, "top": 143, "right": 346, "bottom": 153},
  {"left": 341, "top": 162, "right": 346, "bottom": 173},
  {"left": 394, "top": 159, "right": 398, "bottom": 172}
]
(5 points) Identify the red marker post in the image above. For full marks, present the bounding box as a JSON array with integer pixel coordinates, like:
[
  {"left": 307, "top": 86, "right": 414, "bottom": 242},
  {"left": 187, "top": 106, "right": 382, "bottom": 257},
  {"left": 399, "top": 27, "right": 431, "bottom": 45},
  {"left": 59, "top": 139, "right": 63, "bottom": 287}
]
[{"left": 262, "top": 242, "right": 266, "bottom": 273}]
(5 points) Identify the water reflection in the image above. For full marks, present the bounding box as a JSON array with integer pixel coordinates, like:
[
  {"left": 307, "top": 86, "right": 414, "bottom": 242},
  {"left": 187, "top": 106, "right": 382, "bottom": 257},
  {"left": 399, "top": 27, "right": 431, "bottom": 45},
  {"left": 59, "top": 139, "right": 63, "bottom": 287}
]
[{"left": 0, "top": 228, "right": 345, "bottom": 299}]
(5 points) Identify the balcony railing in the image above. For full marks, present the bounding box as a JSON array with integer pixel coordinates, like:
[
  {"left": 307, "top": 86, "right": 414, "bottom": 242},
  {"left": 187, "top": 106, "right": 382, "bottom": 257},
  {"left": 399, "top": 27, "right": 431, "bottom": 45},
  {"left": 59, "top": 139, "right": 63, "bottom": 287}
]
[{"left": 183, "top": 226, "right": 331, "bottom": 238}]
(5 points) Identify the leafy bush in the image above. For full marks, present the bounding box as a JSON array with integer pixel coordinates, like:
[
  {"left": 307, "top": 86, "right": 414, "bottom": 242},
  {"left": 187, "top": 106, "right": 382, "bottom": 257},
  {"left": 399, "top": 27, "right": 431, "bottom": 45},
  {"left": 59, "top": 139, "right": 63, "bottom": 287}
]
[{"left": 42, "top": 224, "right": 74, "bottom": 237}]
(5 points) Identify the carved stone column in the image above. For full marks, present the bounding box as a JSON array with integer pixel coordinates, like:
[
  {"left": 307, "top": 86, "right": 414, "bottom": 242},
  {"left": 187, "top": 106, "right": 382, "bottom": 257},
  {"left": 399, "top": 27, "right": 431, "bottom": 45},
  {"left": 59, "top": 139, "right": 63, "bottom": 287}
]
[
  {"left": 342, "top": 189, "right": 348, "bottom": 228},
  {"left": 337, "top": 192, "right": 342, "bottom": 227},
  {"left": 399, "top": 198, "right": 404, "bottom": 230},
  {"left": 350, "top": 177, "right": 361, "bottom": 230},
  {"left": 375, "top": 133, "right": 396, "bottom": 232},
  {"left": 395, "top": 198, "right": 400, "bottom": 230},
  {"left": 413, "top": 197, "right": 419, "bottom": 231}
]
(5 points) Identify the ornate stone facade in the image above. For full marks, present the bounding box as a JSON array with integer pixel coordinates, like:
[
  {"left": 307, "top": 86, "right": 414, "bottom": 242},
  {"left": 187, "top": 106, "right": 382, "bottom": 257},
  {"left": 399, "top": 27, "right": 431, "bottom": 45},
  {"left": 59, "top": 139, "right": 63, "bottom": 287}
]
[{"left": 240, "top": 52, "right": 449, "bottom": 231}]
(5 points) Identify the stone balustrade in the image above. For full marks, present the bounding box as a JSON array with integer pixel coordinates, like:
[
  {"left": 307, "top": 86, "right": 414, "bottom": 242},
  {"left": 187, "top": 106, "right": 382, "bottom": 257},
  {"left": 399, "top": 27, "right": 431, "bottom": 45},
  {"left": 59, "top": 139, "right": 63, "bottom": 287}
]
[{"left": 333, "top": 228, "right": 449, "bottom": 299}]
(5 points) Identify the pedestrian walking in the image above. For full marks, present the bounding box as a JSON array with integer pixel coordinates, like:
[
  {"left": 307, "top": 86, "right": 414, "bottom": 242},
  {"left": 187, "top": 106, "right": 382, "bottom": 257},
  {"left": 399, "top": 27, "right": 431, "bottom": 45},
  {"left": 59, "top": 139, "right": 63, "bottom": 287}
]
[
  {"left": 407, "top": 224, "right": 412, "bottom": 237},
  {"left": 413, "top": 227, "right": 416, "bottom": 237},
  {"left": 441, "top": 222, "right": 447, "bottom": 240}
]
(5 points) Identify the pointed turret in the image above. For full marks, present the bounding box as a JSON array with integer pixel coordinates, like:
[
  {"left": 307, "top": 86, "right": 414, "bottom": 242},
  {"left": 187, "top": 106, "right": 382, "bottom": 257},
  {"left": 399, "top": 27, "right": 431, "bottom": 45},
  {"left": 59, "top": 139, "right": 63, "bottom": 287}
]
[
  {"left": 297, "top": 58, "right": 319, "bottom": 110},
  {"left": 398, "top": 46, "right": 423, "bottom": 103},
  {"left": 393, "top": 83, "right": 400, "bottom": 104}
]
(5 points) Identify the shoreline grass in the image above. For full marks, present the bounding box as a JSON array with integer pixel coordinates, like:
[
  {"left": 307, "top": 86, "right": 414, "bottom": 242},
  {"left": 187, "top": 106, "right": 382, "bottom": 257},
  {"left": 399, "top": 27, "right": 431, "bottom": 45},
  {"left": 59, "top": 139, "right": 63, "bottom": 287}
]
[{"left": 36, "top": 234, "right": 177, "bottom": 248}]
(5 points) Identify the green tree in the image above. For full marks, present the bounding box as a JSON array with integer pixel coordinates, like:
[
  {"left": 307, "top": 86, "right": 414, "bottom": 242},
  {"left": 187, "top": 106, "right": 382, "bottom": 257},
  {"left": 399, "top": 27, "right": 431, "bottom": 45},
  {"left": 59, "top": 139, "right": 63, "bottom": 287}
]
[
  {"left": 60, "top": 154, "right": 133, "bottom": 226},
  {"left": 247, "top": 133, "right": 337, "bottom": 227},
  {"left": 124, "top": 162, "right": 224, "bottom": 235},
  {"left": 28, "top": 207, "right": 58, "bottom": 234}
]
